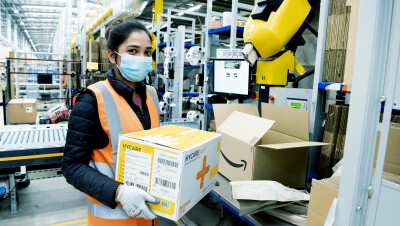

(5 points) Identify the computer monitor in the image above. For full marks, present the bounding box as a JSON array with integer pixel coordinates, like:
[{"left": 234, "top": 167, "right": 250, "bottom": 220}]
[
  {"left": 213, "top": 59, "right": 250, "bottom": 97},
  {"left": 37, "top": 73, "right": 53, "bottom": 84}
]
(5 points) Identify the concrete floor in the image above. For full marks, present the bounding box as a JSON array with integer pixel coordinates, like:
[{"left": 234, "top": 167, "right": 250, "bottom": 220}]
[{"left": 0, "top": 176, "right": 244, "bottom": 226}]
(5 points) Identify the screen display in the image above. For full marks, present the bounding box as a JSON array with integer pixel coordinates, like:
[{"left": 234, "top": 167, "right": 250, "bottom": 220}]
[{"left": 37, "top": 74, "right": 53, "bottom": 84}]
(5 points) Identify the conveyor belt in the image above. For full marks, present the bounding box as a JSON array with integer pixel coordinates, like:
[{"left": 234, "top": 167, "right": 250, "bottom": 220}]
[{"left": 0, "top": 124, "right": 67, "bottom": 169}]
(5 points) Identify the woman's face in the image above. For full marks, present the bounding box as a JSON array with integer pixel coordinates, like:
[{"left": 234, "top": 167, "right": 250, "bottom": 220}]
[
  {"left": 108, "top": 30, "right": 152, "bottom": 87},
  {"left": 116, "top": 30, "right": 152, "bottom": 63}
]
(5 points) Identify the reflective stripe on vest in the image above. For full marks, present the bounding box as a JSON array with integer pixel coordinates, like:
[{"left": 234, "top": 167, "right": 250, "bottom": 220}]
[
  {"left": 86, "top": 80, "right": 159, "bottom": 225},
  {"left": 92, "top": 82, "right": 123, "bottom": 174}
]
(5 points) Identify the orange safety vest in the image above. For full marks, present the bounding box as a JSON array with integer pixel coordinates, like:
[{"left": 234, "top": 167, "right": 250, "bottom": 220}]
[{"left": 86, "top": 80, "right": 160, "bottom": 226}]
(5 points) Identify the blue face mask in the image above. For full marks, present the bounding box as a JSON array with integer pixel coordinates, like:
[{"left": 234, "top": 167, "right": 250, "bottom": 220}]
[{"left": 115, "top": 51, "right": 152, "bottom": 82}]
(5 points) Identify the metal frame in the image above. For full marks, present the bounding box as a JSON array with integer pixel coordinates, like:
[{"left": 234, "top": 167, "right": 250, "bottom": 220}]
[
  {"left": 310, "top": 0, "right": 329, "bottom": 143},
  {"left": 171, "top": 25, "right": 186, "bottom": 119},
  {"left": 8, "top": 173, "right": 17, "bottom": 215},
  {"left": 336, "top": 0, "right": 400, "bottom": 225}
]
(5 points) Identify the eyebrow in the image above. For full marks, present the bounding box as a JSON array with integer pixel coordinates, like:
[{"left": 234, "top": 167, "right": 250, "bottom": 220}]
[{"left": 127, "top": 45, "right": 152, "bottom": 49}]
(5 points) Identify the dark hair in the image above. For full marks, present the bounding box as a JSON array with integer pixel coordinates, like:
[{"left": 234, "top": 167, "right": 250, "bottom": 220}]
[{"left": 105, "top": 19, "right": 153, "bottom": 51}]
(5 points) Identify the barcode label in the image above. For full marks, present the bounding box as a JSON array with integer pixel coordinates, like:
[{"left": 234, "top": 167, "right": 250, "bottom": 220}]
[
  {"left": 155, "top": 177, "right": 177, "bottom": 189},
  {"left": 158, "top": 158, "right": 179, "bottom": 168},
  {"left": 160, "top": 201, "right": 170, "bottom": 209},
  {"left": 136, "top": 184, "right": 148, "bottom": 191},
  {"left": 125, "top": 181, "right": 148, "bottom": 191},
  {"left": 140, "top": 171, "right": 150, "bottom": 176}
]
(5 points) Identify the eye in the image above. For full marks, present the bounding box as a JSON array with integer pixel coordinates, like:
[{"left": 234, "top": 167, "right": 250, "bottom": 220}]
[
  {"left": 145, "top": 51, "right": 152, "bottom": 57},
  {"left": 127, "top": 49, "right": 137, "bottom": 54}
]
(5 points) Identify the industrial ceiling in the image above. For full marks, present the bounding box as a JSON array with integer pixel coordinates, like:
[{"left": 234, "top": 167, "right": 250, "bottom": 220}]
[{"left": 2, "top": 0, "right": 254, "bottom": 53}]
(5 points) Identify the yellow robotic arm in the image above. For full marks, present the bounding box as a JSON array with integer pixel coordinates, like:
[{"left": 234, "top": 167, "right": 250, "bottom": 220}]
[{"left": 242, "top": 0, "right": 312, "bottom": 86}]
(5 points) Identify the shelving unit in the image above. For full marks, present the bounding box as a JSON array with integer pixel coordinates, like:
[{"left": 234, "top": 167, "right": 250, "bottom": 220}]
[
  {"left": 158, "top": 42, "right": 199, "bottom": 49},
  {"left": 208, "top": 25, "right": 245, "bottom": 37},
  {"left": 318, "top": 82, "right": 351, "bottom": 92},
  {"left": 154, "top": 9, "right": 206, "bottom": 122}
]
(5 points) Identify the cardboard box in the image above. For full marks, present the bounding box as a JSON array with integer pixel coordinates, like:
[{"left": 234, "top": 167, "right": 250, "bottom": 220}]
[
  {"left": 307, "top": 176, "right": 340, "bottom": 226},
  {"left": 307, "top": 173, "right": 400, "bottom": 226},
  {"left": 374, "top": 123, "right": 400, "bottom": 176},
  {"left": 116, "top": 125, "right": 222, "bottom": 221},
  {"left": 213, "top": 103, "right": 328, "bottom": 188},
  {"left": 7, "top": 98, "right": 37, "bottom": 124},
  {"left": 343, "top": 0, "right": 359, "bottom": 86}
]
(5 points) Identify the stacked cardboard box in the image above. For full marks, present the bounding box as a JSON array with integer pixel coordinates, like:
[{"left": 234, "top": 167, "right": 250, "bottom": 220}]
[
  {"left": 318, "top": 105, "right": 344, "bottom": 178},
  {"left": 333, "top": 106, "right": 349, "bottom": 166},
  {"left": 86, "top": 39, "right": 99, "bottom": 71},
  {"left": 323, "top": 0, "right": 351, "bottom": 82},
  {"left": 343, "top": 0, "right": 359, "bottom": 86},
  {"left": 98, "top": 37, "right": 110, "bottom": 72},
  {"left": 208, "top": 120, "right": 216, "bottom": 132},
  {"left": 392, "top": 115, "right": 400, "bottom": 123}
]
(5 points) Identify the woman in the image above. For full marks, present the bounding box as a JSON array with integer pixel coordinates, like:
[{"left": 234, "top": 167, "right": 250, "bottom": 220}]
[{"left": 62, "top": 19, "right": 161, "bottom": 226}]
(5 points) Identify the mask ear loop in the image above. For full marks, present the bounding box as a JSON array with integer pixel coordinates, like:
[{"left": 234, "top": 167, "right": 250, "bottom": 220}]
[{"left": 114, "top": 51, "right": 121, "bottom": 70}]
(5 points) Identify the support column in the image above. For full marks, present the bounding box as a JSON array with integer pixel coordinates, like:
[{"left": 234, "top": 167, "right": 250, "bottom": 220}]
[
  {"left": 6, "top": 14, "right": 11, "bottom": 43},
  {"left": 8, "top": 174, "right": 17, "bottom": 215}
]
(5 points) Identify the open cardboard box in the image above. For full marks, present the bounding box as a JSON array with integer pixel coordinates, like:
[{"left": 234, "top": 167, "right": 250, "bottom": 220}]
[{"left": 213, "top": 103, "right": 329, "bottom": 188}]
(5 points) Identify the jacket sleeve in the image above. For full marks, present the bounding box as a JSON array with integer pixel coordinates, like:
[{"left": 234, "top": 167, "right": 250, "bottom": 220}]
[{"left": 61, "top": 91, "right": 121, "bottom": 208}]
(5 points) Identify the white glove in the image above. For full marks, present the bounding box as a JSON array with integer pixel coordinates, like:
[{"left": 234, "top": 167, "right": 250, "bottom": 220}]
[{"left": 116, "top": 185, "right": 159, "bottom": 219}]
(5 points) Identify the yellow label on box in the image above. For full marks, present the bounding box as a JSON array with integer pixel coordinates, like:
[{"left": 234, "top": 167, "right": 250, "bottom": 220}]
[
  {"left": 148, "top": 197, "right": 175, "bottom": 216},
  {"left": 116, "top": 140, "right": 155, "bottom": 185},
  {"left": 125, "top": 126, "right": 219, "bottom": 151},
  {"left": 209, "top": 165, "right": 218, "bottom": 179}
]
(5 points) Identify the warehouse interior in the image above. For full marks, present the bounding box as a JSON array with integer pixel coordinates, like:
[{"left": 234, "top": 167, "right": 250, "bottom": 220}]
[{"left": 1, "top": 0, "right": 400, "bottom": 225}]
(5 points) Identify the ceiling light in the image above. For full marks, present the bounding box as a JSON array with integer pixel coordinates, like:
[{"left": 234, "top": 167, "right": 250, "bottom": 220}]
[
  {"left": 140, "top": 1, "right": 148, "bottom": 12},
  {"left": 21, "top": 5, "right": 64, "bottom": 10},
  {"left": 87, "top": 2, "right": 102, "bottom": 8},
  {"left": 26, "top": 12, "right": 61, "bottom": 16},
  {"left": 176, "top": 5, "right": 202, "bottom": 16},
  {"left": 27, "top": 27, "right": 56, "bottom": 29},
  {"left": 26, "top": 18, "right": 58, "bottom": 21},
  {"left": 14, "top": 9, "right": 19, "bottom": 14},
  {"left": 37, "top": 0, "right": 66, "bottom": 2},
  {"left": 20, "top": 21, "right": 24, "bottom": 25},
  {"left": 24, "top": 29, "right": 28, "bottom": 33},
  {"left": 187, "top": 5, "right": 202, "bottom": 13}
]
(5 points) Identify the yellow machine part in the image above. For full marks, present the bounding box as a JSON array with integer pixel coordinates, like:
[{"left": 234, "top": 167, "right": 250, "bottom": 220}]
[
  {"left": 243, "top": 0, "right": 311, "bottom": 58},
  {"left": 256, "top": 50, "right": 295, "bottom": 85}
]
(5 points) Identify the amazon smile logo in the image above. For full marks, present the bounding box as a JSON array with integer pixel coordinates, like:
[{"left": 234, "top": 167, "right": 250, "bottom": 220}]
[{"left": 220, "top": 150, "right": 247, "bottom": 171}]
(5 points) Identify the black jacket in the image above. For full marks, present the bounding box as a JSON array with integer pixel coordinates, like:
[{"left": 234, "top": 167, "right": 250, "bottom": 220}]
[{"left": 62, "top": 69, "right": 152, "bottom": 208}]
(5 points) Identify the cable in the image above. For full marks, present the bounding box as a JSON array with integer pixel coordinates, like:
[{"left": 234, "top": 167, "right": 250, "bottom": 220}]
[
  {"left": 1, "top": 178, "right": 24, "bottom": 199},
  {"left": 292, "top": 68, "right": 315, "bottom": 88}
]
